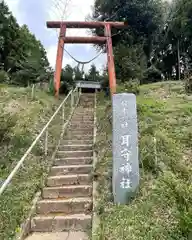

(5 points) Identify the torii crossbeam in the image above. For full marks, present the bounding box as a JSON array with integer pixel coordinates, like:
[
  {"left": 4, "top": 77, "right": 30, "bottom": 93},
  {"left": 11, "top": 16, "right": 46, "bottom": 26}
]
[{"left": 46, "top": 21, "right": 128, "bottom": 97}]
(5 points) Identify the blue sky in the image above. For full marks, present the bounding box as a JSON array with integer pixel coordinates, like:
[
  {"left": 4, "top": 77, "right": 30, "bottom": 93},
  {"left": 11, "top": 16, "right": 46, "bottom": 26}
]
[{"left": 5, "top": 0, "right": 106, "bottom": 72}]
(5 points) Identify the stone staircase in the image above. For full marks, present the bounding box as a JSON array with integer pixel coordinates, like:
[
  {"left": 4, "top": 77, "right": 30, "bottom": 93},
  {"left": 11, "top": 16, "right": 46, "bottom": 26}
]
[{"left": 26, "top": 93, "right": 95, "bottom": 240}]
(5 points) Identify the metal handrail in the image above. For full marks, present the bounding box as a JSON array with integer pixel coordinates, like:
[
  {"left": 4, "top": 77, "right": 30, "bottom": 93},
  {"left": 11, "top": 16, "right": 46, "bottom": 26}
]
[{"left": 0, "top": 87, "right": 81, "bottom": 196}]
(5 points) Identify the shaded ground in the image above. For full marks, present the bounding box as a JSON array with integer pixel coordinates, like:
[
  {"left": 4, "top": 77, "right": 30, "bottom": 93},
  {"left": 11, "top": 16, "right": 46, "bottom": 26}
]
[{"left": 94, "top": 81, "right": 192, "bottom": 240}]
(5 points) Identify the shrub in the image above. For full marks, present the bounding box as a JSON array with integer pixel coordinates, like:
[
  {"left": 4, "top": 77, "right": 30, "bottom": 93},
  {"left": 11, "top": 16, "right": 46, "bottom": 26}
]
[
  {"left": 117, "top": 79, "right": 140, "bottom": 95},
  {"left": 0, "top": 111, "right": 16, "bottom": 144},
  {"left": 0, "top": 110, "right": 17, "bottom": 169},
  {"left": 184, "top": 76, "right": 192, "bottom": 94},
  {"left": 0, "top": 70, "right": 10, "bottom": 83},
  {"left": 48, "top": 77, "right": 55, "bottom": 95},
  {"left": 142, "top": 65, "right": 162, "bottom": 84}
]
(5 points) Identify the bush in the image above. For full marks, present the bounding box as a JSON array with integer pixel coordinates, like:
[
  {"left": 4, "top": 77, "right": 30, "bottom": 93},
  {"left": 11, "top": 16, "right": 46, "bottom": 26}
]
[
  {"left": 117, "top": 79, "right": 140, "bottom": 95},
  {"left": 0, "top": 110, "right": 17, "bottom": 169},
  {"left": 142, "top": 65, "right": 162, "bottom": 84},
  {"left": 184, "top": 76, "right": 192, "bottom": 94},
  {"left": 0, "top": 70, "right": 10, "bottom": 83},
  {"left": 0, "top": 111, "right": 16, "bottom": 143},
  {"left": 48, "top": 78, "right": 55, "bottom": 95}
]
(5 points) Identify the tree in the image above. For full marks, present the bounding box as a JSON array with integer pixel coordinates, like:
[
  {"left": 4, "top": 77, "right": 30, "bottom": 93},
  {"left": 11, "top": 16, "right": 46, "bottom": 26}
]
[
  {"left": 0, "top": 1, "right": 51, "bottom": 86},
  {"left": 60, "top": 64, "right": 74, "bottom": 93},
  {"left": 73, "top": 66, "right": 83, "bottom": 81},
  {"left": 91, "top": 0, "right": 165, "bottom": 82},
  {"left": 151, "top": 0, "right": 192, "bottom": 80},
  {"left": 87, "top": 64, "right": 100, "bottom": 81}
]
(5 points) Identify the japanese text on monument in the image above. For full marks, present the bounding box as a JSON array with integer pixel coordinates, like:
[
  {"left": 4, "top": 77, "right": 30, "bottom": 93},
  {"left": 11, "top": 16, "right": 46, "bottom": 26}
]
[{"left": 119, "top": 100, "right": 132, "bottom": 189}]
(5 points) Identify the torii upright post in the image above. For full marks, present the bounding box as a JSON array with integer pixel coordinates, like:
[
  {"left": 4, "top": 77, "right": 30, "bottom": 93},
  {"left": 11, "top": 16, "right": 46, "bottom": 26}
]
[{"left": 46, "top": 21, "right": 128, "bottom": 97}]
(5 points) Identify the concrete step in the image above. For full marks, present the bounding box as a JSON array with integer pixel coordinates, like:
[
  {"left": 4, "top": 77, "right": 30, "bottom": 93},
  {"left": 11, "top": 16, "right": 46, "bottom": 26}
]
[
  {"left": 63, "top": 134, "right": 93, "bottom": 140},
  {"left": 49, "top": 165, "right": 92, "bottom": 176},
  {"left": 72, "top": 115, "right": 93, "bottom": 119},
  {"left": 37, "top": 198, "right": 92, "bottom": 215},
  {"left": 58, "top": 145, "right": 92, "bottom": 151},
  {"left": 54, "top": 157, "right": 93, "bottom": 166},
  {"left": 26, "top": 232, "right": 88, "bottom": 240},
  {"left": 60, "top": 140, "right": 93, "bottom": 146},
  {"left": 72, "top": 116, "right": 94, "bottom": 119},
  {"left": 42, "top": 185, "right": 92, "bottom": 199},
  {"left": 56, "top": 150, "right": 93, "bottom": 158},
  {"left": 47, "top": 174, "right": 91, "bottom": 187},
  {"left": 70, "top": 120, "right": 94, "bottom": 124},
  {"left": 31, "top": 214, "right": 91, "bottom": 232},
  {"left": 73, "top": 110, "right": 94, "bottom": 113},
  {"left": 67, "top": 129, "right": 93, "bottom": 135},
  {"left": 68, "top": 124, "right": 94, "bottom": 129}
]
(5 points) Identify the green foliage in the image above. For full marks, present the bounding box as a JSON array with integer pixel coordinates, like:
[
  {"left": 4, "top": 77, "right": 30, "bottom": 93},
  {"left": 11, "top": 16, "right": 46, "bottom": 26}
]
[
  {"left": 73, "top": 65, "right": 83, "bottom": 81},
  {"left": 114, "top": 44, "right": 146, "bottom": 81},
  {"left": 117, "top": 79, "right": 140, "bottom": 95},
  {"left": 92, "top": 0, "right": 164, "bottom": 82},
  {"left": 184, "top": 76, "right": 192, "bottom": 94},
  {"left": 0, "top": 2, "right": 51, "bottom": 86},
  {"left": 0, "top": 111, "right": 17, "bottom": 162},
  {"left": 142, "top": 66, "right": 162, "bottom": 84},
  {"left": 60, "top": 64, "right": 75, "bottom": 94},
  {"left": 0, "top": 70, "right": 9, "bottom": 83},
  {"left": 85, "top": 63, "right": 101, "bottom": 81},
  {"left": 48, "top": 77, "right": 55, "bottom": 95}
]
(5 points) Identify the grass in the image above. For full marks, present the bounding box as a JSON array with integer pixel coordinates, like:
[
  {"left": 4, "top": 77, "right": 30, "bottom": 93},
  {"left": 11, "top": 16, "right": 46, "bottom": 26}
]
[
  {"left": 0, "top": 84, "right": 70, "bottom": 239},
  {"left": 93, "top": 81, "right": 192, "bottom": 240}
]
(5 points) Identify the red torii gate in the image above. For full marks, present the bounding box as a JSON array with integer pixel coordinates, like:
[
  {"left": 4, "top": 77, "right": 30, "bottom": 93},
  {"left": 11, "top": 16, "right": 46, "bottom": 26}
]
[{"left": 46, "top": 21, "right": 128, "bottom": 97}]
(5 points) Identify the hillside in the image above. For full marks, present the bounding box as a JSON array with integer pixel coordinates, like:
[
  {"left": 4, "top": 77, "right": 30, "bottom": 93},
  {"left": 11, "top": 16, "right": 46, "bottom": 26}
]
[
  {"left": 94, "top": 81, "right": 192, "bottom": 240},
  {"left": 0, "top": 84, "right": 63, "bottom": 239}
]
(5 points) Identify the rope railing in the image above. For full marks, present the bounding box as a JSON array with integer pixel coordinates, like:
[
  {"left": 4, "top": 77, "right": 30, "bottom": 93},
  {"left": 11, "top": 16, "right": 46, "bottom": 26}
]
[{"left": 0, "top": 87, "right": 81, "bottom": 196}]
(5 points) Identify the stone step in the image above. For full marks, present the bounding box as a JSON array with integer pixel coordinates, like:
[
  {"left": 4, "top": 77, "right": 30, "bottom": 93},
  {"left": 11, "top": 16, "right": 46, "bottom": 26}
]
[
  {"left": 58, "top": 144, "right": 93, "bottom": 151},
  {"left": 56, "top": 150, "right": 93, "bottom": 158},
  {"left": 54, "top": 157, "right": 93, "bottom": 166},
  {"left": 70, "top": 119, "right": 94, "bottom": 124},
  {"left": 47, "top": 174, "right": 91, "bottom": 187},
  {"left": 26, "top": 232, "right": 88, "bottom": 240},
  {"left": 61, "top": 140, "right": 93, "bottom": 145},
  {"left": 73, "top": 112, "right": 93, "bottom": 115},
  {"left": 63, "top": 134, "right": 93, "bottom": 140},
  {"left": 67, "top": 129, "right": 93, "bottom": 134},
  {"left": 72, "top": 115, "right": 94, "bottom": 118},
  {"left": 42, "top": 185, "right": 92, "bottom": 199},
  {"left": 37, "top": 198, "right": 92, "bottom": 215},
  {"left": 31, "top": 214, "right": 91, "bottom": 232},
  {"left": 74, "top": 110, "right": 94, "bottom": 113},
  {"left": 68, "top": 124, "right": 94, "bottom": 129},
  {"left": 71, "top": 119, "right": 94, "bottom": 123},
  {"left": 72, "top": 115, "right": 94, "bottom": 119},
  {"left": 49, "top": 165, "right": 92, "bottom": 176}
]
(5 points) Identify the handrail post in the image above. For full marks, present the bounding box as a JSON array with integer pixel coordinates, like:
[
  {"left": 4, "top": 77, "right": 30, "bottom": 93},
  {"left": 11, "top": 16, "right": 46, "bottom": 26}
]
[
  {"left": 71, "top": 90, "right": 74, "bottom": 110},
  {"left": 45, "top": 129, "right": 48, "bottom": 156},
  {"left": 62, "top": 103, "right": 65, "bottom": 123},
  {"left": 62, "top": 104, "right": 65, "bottom": 132}
]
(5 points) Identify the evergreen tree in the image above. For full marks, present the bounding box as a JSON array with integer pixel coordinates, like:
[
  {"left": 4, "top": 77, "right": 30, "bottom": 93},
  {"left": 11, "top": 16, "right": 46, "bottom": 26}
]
[{"left": 0, "top": 1, "right": 51, "bottom": 86}]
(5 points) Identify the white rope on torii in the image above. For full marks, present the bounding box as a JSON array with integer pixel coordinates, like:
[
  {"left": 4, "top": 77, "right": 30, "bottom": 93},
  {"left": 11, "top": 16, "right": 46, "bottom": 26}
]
[{"left": 64, "top": 47, "right": 103, "bottom": 75}]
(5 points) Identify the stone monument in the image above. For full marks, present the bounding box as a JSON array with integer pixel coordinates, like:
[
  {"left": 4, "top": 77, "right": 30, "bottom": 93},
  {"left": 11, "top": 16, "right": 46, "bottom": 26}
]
[{"left": 112, "top": 93, "right": 139, "bottom": 204}]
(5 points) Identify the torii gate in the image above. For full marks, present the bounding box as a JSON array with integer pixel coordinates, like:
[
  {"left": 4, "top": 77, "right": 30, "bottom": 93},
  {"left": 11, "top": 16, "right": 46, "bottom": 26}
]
[{"left": 46, "top": 21, "right": 128, "bottom": 97}]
